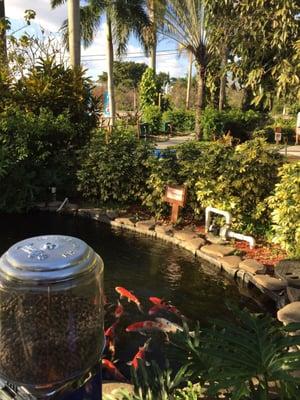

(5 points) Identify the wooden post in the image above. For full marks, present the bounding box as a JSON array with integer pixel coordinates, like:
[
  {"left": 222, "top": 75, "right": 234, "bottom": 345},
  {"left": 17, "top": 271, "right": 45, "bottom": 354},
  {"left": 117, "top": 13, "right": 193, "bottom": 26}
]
[{"left": 164, "top": 185, "right": 187, "bottom": 224}]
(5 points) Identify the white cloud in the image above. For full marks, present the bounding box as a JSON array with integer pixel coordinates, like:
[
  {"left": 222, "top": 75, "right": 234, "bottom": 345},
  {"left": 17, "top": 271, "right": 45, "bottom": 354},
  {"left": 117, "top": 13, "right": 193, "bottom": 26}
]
[{"left": 6, "top": 0, "right": 67, "bottom": 32}]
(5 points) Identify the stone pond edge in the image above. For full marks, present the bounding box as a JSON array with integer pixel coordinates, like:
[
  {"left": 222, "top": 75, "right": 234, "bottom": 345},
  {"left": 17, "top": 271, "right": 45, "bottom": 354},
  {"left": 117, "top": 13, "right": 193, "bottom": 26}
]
[{"left": 58, "top": 206, "right": 292, "bottom": 310}]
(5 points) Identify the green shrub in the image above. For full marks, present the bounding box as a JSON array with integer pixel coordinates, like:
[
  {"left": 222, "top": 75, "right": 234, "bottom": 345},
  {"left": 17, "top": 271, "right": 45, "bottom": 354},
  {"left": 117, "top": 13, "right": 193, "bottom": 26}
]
[
  {"left": 141, "top": 105, "right": 162, "bottom": 134},
  {"left": 273, "top": 117, "right": 296, "bottom": 144},
  {"left": 162, "top": 109, "right": 195, "bottom": 132},
  {"left": 77, "top": 128, "right": 153, "bottom": 204},
  {"left": 0, "top": 107, "right": 86, "bottom": 211},
  {"left": 268, "top": 162, "right": 300, "bottom": 258},
  {"left": 195, "top": 138, "right": 283, "bottom": 233},
  {"left": 142, "top": 150, "right": 179, "bottom": 218},
  {"left": 200, "top": 107, "right": 262, "bottom": 141}
]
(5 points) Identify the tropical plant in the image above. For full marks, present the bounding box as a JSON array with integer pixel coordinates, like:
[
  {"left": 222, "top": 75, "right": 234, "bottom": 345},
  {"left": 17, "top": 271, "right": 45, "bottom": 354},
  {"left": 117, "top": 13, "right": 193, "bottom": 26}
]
[
  {"left": 268, "top": 162, "right": 300, "bottom": 258},
  {"left": 169, "top": 306, "right": 300, "bottom": 400},
  {"left": 11, "top": 56, "right": 98, "bottom": 131},
  {"left": 160, "top": 0, "right": 208, "bottom": 138}
]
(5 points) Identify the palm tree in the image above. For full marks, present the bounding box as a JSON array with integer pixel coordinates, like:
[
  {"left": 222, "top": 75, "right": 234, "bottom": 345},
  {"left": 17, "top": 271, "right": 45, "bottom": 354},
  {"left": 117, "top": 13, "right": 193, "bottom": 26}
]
[
  {"left": 0, "top": 0, "right": 7, "bottom": 63},
  {"left": 186, "top": 50, "right": 193, "bottom": 109},
  {"left": 161, "top": 0, "right": 208, "bottom": 138},
  {"left": 68, "top": 0, "right": 81, "bottom": 67},
  {"left": 52, "top": 0, "right": 149, "bottom": 127}
]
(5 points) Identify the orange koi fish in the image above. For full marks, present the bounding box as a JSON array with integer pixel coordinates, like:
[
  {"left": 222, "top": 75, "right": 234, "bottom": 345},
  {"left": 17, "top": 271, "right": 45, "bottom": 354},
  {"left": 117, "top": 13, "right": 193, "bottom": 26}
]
[
  {"left": 125, "top": 320, "right": 161, "bottom": 333},
  {"left": 127, "top": 339, "right": 151, "bottom": 369},
  {"left": 115, "top": 286, "right": 142, "bottom": 312},
  {"left": 149, "top": 296, "right": 168, "bottom": 306},
  {"left": 114, "top": 301, "right": 124, "bottom": 319},
  {"left": 102, "top": 359, "right": 127, "bottom": 382}
]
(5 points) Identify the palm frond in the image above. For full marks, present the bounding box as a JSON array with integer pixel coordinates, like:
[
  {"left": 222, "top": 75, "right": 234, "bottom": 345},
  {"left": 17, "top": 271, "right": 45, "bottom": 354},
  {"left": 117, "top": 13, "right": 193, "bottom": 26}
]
[{"left": 51, "top": 0, "right": 67, "bottom": 8}]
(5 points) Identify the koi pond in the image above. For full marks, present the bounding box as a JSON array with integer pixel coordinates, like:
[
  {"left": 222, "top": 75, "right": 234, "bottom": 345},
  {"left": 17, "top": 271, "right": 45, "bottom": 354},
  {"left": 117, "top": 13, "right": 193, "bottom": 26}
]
[{"left": 0, "top": 212, "right": 273, "bottom": 379}]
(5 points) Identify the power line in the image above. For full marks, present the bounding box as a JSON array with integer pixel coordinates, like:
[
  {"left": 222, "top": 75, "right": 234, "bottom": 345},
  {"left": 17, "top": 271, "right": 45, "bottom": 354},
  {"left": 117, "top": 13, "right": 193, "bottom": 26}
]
[
  {"left": 81, "top": 48, "right": 179, "bottom": 59},
  {"left": 82, "top": 52, "right": 179, "bottom": 63}
]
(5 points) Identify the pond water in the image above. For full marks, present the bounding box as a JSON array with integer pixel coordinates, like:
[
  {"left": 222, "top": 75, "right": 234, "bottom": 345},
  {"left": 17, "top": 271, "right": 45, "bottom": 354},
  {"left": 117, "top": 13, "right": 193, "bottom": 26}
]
[{"left": 0, "top": 212, "right": 272, "bottom": 376}]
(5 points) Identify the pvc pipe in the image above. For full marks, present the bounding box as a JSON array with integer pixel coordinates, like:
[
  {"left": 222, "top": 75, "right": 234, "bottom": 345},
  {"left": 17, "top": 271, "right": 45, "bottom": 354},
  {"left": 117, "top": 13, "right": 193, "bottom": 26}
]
[
  {"left": 205, "top": 206, "right": 232, "bottom": 233},
  {"left": 57, "top": 197, "right": 69, "bottom": 212},
  {"left": 227, "top": 230, "right": 256, "bottom": 249}
]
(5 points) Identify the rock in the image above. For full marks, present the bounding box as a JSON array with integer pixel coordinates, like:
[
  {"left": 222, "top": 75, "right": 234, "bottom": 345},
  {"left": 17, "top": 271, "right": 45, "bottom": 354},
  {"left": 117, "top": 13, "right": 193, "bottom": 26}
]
[
  {"left": 287, "top": 287, "right": 300, "bottom": 302},
  {"left": 103, "top": 381, "right": 134, "bottom": 399},
  {"left": 114, "top": 217, "right": 136, "bottom": 226},
  {"left": 275, "top": 260, "right": 300, "bottom": 288},
  {"left": 181, "top": 238, "right": 206, "bottom": 253},
  {"left": 173, "top": 230, "right": 198, "bottom": 241},
  {"left": 206, "top": 232, "right": 228, "bottom": 245},
  {"left": 135, "top": 220, "right": 156, "bottom": 231},
  {"left": 201, "top": 244, "right": 235, "bottom": 258},
  {"left": 155, "top": 224, "right": 173, "bottom": 235},
  {"left": 221, "top": 255, "right": 241, "bottom": 269},
  {"left": 220, "top": 256, "right": 241, "bottom": 278},
  {"left": 196, "top": 249, "right": 222, "bottom": 269},
  {"left": 277, "top": 302, "right": 300, "bottom": 324},
  {"left": 253, "top": 275, "right": 287, "bottom": 291},
  {"left": 239, "top": 259, "right": 266, "bottom": 275}
]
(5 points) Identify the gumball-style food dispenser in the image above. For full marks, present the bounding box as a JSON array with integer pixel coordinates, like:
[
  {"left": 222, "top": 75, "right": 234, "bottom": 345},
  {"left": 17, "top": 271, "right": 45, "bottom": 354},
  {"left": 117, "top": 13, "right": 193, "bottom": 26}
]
[{"left": 0, "top": 235, "right": 104, "bottom": 399}]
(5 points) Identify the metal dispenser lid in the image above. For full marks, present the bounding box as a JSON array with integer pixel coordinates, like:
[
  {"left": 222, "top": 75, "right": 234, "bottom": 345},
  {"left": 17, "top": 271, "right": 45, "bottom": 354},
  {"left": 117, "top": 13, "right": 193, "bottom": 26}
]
[{"left": 0, "top": 235, "right": 102, "bottom": 284}]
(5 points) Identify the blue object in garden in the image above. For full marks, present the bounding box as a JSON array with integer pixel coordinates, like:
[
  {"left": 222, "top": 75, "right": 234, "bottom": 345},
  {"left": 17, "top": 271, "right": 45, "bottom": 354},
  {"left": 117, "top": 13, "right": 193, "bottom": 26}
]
[
  {"left": 103, "top": 91, "right": 110, "bottom": 117},
  {"left": 153, "top": 149, "right": 176, "bottom": 159}
]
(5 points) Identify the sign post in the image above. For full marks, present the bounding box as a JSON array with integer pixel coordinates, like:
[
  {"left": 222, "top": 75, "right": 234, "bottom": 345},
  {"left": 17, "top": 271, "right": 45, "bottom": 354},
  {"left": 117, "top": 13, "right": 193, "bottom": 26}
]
[
  {"left": 274, "top": 126, "right": 282, "bottom": 144},
  {"left": 164, "top": 185, "right": 187, "bottom": 223}
]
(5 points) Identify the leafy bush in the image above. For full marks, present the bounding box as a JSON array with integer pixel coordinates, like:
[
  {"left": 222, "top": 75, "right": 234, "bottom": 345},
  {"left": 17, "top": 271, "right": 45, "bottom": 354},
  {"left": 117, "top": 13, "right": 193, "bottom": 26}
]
[
  {"left": 0, "top": 107, "right": 85, "bottom": 211},
  {"left": 195, "top": 138, "right": 283, "bottom": 233},
  {"left": 77, "top": 128, "right": 153, "bottom": 204},
  {"left": 162, "top": 109, "right": 195, "bottom": 132},
  {"left": 268, "top": 162, "right": 300, "bottom": 258},
  {"left": 142, "top": 105, "right": 162, "bottom": 134},
  {"left": 273, "top": 117, "right": 296, "bottom": 144},
  {"left": 201, "top": 107, "right": 262, "bottom": 141},
  {"left": 141, "top": 150, "right": 179, "bottom": 218}
]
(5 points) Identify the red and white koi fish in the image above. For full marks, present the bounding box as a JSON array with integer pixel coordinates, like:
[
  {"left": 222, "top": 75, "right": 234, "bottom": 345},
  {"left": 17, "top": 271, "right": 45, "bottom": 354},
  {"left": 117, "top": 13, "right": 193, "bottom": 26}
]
[
  {"left": 105, "top": 321, "right": 118, "bottom": 356},
  {"left": 115, "top": 286, "right": 143, "bottom": 312},
  {"left": 125, "top": 320, "right": 162, "bottom": 334},
  {"left": 155, "top": 318, "right": 183, "bottom": 334},
  {"left": 127, "top": 339, "right": 151, "bottom": 369},
  {"left": 102, "top": 359, "right": 127, "bottom": 382}
]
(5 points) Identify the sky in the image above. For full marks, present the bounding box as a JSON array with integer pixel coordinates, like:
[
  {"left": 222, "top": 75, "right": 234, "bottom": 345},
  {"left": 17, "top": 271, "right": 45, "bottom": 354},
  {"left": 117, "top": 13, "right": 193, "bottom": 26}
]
[{"left": 6, "top": 0, "right": 190, "bottom": 82}]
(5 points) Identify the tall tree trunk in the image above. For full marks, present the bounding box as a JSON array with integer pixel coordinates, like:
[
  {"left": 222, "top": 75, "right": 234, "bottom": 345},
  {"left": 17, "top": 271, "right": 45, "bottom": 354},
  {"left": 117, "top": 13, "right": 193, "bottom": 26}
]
[
  {"left": 106, "top": 16, "right": 115, "bottom": 127},
  {"left": 218, "top": 46, "right": 228, "bottom": 111},
  {"left": 0, "top": 0, "right": 7, "bottom": 64},
  {"left": 186, "top": 51, "right": 193, "bottom": 110},
  {"left": 67, "top": 0, "right": 81, "bottom": 67},
  {"left": 133, "top": 87, "right": 137, "bottom": 111},
  {"left": 148, "top": 0, "right": 156, "bottom": 73},
  {"left": 195, "top": 63, "right": 205, "bottom": 140}
]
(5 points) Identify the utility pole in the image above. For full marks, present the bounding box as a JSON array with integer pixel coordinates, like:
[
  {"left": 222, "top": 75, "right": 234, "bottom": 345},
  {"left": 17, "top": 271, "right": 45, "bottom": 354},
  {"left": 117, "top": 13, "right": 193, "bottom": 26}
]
[{"left": 68, "top": 0, "right": 81, "bottom": 67}]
